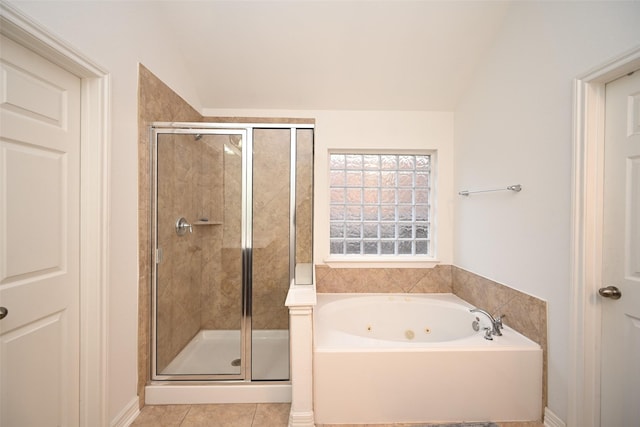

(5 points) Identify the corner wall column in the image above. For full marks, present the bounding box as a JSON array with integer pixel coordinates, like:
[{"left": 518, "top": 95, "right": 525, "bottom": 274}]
[{"left": 286, "top": 286, "right": 316, "bottom": 427}]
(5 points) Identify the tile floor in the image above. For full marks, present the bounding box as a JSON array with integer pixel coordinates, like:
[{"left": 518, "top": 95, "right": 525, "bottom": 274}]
[
  {"left": 130, "top": 403, "right": 291, "bottom": 427},
  {"left": 131, "top": 403, "right": 544, "bottom": 427}
]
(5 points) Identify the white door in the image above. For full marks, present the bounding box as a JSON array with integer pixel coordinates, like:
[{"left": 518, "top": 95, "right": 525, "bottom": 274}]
[
  {"left": 601, "top": 70, "right": 640, "bottom": 427},
  {"left": 0, "top": 34, "right": 81, "bottom": 426}
]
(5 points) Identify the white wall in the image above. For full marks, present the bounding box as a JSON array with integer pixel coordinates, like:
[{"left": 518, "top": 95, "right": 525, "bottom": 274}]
[
  {"left": 8, "top": 1, "right": 203, "bottom": 423},
  {"left": 454, "top": 1, "right": 640, "bottom": 422},
  {"left": 203, "top": 108, "right": 455, "bottom": 267}
]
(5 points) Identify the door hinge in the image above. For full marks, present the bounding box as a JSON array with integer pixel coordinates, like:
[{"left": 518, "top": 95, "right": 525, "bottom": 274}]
[{"left": 155, "top": 248, "right": 163, "bottom": 264}]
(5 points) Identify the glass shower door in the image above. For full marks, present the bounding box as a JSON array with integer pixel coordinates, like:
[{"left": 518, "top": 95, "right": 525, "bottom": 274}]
[
  {"left": 251, "top": 128, "right": 291, "bottom": 381},
  {"left": 152, "top": 129, "right": 247, "bottom": 380}
]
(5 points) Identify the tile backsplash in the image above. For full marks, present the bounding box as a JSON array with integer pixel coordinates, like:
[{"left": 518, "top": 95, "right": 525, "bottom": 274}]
[{"left": 315, "top": 264, "right": 452, "bottom": 293}]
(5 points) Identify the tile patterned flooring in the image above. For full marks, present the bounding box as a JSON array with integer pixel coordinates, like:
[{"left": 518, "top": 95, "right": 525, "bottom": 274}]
[
  {"left": 131, "top": 404, "right": 544, "bottom": 427},
  {"left": 131, "top": 403, "right": 291, "bottom": 427}
]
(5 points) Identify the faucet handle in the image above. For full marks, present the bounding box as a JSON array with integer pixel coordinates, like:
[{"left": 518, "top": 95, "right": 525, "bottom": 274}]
[
  {"left": 494, "top": 314, "right": 505, "bottom": 335},
  {"left": 482, "top": 327, "right": 494, "bottom": 341}
]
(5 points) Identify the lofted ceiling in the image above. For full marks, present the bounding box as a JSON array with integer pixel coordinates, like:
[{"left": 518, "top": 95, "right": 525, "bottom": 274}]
[{"left": 154, "top": 0, "right": 511, "bottom": 111}]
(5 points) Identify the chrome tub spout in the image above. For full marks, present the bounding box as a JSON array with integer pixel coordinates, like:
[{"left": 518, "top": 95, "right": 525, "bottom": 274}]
[{"left": 470, "top": 307, "right": 504, "bottom": 339}]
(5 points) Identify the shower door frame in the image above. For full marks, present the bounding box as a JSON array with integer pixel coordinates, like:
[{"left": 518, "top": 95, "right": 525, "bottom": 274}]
[
  {"left": 150, "top": 125, "right": 251, "bottom": 381},
  {"left": 149, "top": 121, "right": 314, "bottom": 383}
]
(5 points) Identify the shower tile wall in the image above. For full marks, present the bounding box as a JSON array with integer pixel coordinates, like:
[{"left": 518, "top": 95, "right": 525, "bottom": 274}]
[
  {"left": 156, "top": 135, "right": 227, "bottom": 371},
  {"left": 202, "top": 136, "right": 241, "bottom": 330},
  {"left": 295, "top": 129, "right": 314, "bottom": 265},
  {"left": 156, "top": 135, "right": 200, "bottom": 370},
  {"left": 252, "top": 129, "right": 291, "bottom": 330},
  {"left": 138, "top": 65, "right": 201, "bottom": 403}
]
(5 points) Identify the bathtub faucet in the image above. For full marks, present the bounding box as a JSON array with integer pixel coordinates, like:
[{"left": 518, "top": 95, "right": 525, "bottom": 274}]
[{"left": 470, "top": 308, "right": 504, "bottom": 339}]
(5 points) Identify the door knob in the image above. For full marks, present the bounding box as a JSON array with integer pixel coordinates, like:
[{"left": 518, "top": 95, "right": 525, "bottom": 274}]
[
  {"left": 598, "top": 286, "right": 622, "bottom": 300},
  {"left": 0, "top": 307, "right": 7, "bottom": 319}
]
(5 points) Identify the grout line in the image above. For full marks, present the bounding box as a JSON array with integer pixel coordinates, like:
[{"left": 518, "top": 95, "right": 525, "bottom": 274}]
[
  {"left": 178, "top": 405, "right": 193, "bottom": 426},
  {"left": 249, "top": 403, "right": 258, "bottom": 427}
]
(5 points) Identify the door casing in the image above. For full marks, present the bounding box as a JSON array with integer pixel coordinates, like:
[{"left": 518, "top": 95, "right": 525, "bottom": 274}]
[
  {"left": 0, "top": 3, "right": 109, "bottom": 425},
  {"left": 570, "top": 45, "right": 640, "bottom": 427}
]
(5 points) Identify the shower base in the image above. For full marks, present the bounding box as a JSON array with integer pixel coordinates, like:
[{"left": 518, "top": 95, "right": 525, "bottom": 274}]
[
  {"left": 146, "top": 329, "right": 292, "bottom": 405},
  {"left": 161, "top": 329, "right": 289, "bottom": 379}
]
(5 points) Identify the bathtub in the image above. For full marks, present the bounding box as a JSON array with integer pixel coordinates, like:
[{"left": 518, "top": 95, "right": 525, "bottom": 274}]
[{"left": 313, "top": 293, "right": 542, "bottom": 424}]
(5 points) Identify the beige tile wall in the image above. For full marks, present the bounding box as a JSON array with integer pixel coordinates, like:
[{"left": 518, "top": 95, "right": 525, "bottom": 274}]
[
  {"left": 295, "top": 129, "right": 314, "bottom": 265},
  {"left": 315, "top": 264, "right": 453, "bottom": 293},
  {"left": 155, "top": 134, "right": 204, "bottom": 371},
  {"left": 201, "top": 135, "right": 242, "bottom": 330},
  {"left": 138, "top": 65, "right": 201, "bottom": 405},
  {"left": 252, "top": 129, "right": 291, "bottom": 330},
  {"left": 155, "top": 134, "right": 231, "bottom": 371}
]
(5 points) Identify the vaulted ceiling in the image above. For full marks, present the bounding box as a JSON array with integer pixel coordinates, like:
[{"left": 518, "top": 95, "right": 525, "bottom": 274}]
[{"left": 154, "top": 1, "right": 511, "bottom": 111}]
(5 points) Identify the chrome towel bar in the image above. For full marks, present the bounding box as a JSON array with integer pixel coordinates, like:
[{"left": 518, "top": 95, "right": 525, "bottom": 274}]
[{"left": 458, "top": 184, "right": 522, "bottom": 196}]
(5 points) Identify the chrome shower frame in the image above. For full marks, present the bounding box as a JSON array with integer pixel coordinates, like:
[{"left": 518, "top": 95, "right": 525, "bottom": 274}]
[{"left": 149, "top": 121, "right": 314, "bottom": 382}]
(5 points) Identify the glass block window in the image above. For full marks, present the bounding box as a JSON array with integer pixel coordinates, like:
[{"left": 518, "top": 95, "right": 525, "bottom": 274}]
[{"left": 329, "top": 153, "right": 431, "bottom": 256}]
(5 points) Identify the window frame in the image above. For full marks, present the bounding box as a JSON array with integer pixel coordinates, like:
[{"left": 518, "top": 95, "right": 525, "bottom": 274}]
[{"left": 325, "top": 149, "right": 438, "bottom": 264}]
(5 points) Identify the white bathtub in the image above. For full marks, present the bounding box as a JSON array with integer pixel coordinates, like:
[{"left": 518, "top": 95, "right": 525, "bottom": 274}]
[{"left": 313, "top": 293, "right": 542, "bottom": 424}]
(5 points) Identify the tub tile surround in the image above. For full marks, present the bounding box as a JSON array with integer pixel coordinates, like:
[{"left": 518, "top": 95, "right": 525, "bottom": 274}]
[
  {"left": 315, "top": 264, "right": 548, "bottom": 421},
  {"left": 315, "top": 264, "right": 453, "bottom": 293},
  {"left": 451, "top": 266, "right": 548, "bottom": 413}
]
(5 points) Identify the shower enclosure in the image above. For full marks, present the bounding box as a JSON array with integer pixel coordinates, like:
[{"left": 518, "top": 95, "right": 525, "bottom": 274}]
[{"left": 150, "top": 122, "right": 313, "bottom": 382}]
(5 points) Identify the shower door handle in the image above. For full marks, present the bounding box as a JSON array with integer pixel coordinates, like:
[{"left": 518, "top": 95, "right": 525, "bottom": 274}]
[{"left": 176, "top": 217, "right": 193, "bottom": 236}]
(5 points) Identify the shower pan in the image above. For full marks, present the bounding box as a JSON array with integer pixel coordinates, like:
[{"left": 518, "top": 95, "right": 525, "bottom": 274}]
[{"left": 150, "top": 122, "right": 314, "bottom": 386}]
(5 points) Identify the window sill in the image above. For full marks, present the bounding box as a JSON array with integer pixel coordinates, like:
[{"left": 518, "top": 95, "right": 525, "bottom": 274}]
[{"left": 323, "top": 256, "right": 440, "bottom": 269}]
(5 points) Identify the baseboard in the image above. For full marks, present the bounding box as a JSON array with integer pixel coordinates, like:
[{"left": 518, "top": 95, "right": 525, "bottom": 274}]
[
  {"left": 110, "top": 396, "right": 140, "bottom": 427},
  {"left": 145, "top": 383, "right": 291, "bottom": 404},
  {"left": 544, "top": 407, "right": 567, "bottom": 427}
]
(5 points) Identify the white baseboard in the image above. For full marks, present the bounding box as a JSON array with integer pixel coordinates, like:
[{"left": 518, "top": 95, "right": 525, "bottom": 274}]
[
  {"left": 544, "top": 407, "right": 567, "bottom": 427},
  {"left": 110, "top": 396, "right": 140, "bottom": 427},
  {"left": 145, "top": 383, "right": 291, "bottom": 404}
]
